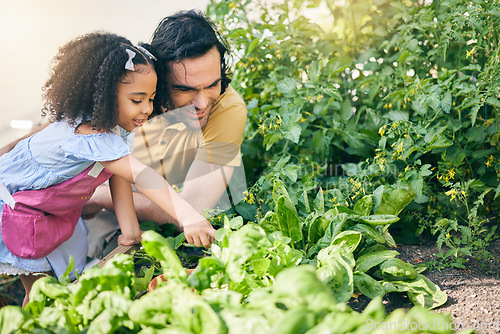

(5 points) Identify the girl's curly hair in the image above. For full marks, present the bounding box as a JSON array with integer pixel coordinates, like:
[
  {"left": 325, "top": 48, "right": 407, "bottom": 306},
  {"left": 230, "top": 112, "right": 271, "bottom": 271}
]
[{"left": 42, "top": 32, "right": 166, "bottom": 131}]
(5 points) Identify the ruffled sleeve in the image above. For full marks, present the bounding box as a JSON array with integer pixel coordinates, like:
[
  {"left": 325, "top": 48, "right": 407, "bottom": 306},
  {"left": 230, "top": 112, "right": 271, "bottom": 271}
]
[{"left": 61, "top": 132, "right": 131, "bottom": 161}]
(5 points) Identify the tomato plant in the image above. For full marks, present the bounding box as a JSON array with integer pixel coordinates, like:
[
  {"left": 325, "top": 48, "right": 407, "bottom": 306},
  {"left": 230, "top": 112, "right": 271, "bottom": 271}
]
[{"left": 208, "top": 0, "right": 499, "bottom": 267}]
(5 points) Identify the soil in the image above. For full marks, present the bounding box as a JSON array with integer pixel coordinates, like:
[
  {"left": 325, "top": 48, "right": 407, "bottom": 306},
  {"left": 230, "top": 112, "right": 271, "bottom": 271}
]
[
  {"left": 348, "top": 238, "right": 500, "bottom": 334},
  {"left": 1, "top": 239, "right": 499, "bottom": 333}
]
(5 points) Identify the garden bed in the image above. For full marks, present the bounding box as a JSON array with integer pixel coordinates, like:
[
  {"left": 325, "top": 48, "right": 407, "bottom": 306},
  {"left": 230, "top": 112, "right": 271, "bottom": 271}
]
[
  {"left": 1, "top": 238, "right": 498, "bottom": 333},
  {"left": 349, "top": 238, "right": 500, "bottom": 333}
]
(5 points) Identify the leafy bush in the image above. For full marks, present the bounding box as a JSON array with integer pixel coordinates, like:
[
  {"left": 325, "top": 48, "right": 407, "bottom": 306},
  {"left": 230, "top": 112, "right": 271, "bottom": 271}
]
[
  {"left": 207, "top": 0, "right": 499, "bottom": 266},
  {"left": 0, "top": 232, "right": 456, "bottom": 333}
]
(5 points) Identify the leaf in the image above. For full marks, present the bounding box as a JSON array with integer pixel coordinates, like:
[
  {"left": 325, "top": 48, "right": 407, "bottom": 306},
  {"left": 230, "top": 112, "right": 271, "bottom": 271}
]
[
  {"left": 225, "top": 223, "right": 268, "bottom": 283},
  {"left": 411, "top": 94, "right": 428, "bottom": 116},
  {"left": 187, "top": 257, "right": 226, "bottom": 291},
  {"left": 264, "top": 132, "right": 281, "bottom": 150},
  {"left": 276, "top": 195, "right": 303, "bottom": 243},
  {"left": 331, "top": 231, "right": 363, "bottom": 253},
  {"left": 374, "top": 187, "right": 416, "bottom": 216},
  {"left": 351, "top": 223, "right": 386, "bottom": 244},
  {"left": 229, "top": 216, "right": 244, "bottom": 230},
  {"left": 441, "top": 92, "right": 452, "bottom": 113},
  {"left": 380, "top": 258, "right": 417, "bottom": 280},
  {"left": 340, "top": 99, "right": 354, "bottom": 121},
  {"left": 382, "top": 229, "right": 397, "bottom": 248},
  {"left": 308, "top": 214, "right": 330, "bottom": 245},
  {"left": 427, "top": 134, "right": 453, "bottom": 150},
  {"left": 382, "top": 274, "right": 447, "bottom": 309},
  {"left": 313, "top": 187, "right": 325, "bottom": 213},
  {"left": 141, "top": 231, "right": 186, "bottom": 279},
  {"left": 353, "top": 195, "right": 373, "bottom": 216},
  {"left": 470, "top": 103, "right": 481, "bottom": 126},
  {"left": 307, "top": 212, "right": 349, "bottom": 258},
  {"left": 308, "top": 60, "right": 321, "bottom": 82},
  {"left": 270, "top": 307, "right": 316, "bottom": 334},
  {"left": 427, "top": 91, "right": 441, "bottom": 111},
  {"left": 316, "top": 244, "right": 354, "bottom": 303},
  {"left": 0, "top": 306, "right": 30, "bottom": 334},
  {"left": 247, "top": 38, "right": 260, "bottom": 54},
  {"left": 312, "top": 131, "right": 326, "bottom": 160},
  {"left": 355, "top": 250, "right": 400, "bottom": 273},
  {"left": 284, "top": 123, "right": 302, "bottom": 143},
  {"left": 134, "top": 266, "right": 155, "bottom": 292},
  {"left": 277, "top": 78, "right": 297, "bottom": 96},
  {"left": 273, "top": 265, "right": 337, "bottom": 311},
  {"left": 486, "top": 96, "right": 500, "bottom": 109},
  {"left": 251, "top": 258, "right": 272, "bottom": 278},
  {"left": 423, "top": 125, "right": 447, "bottom": 144},
  {"left": 354, "top": 272, "right": 385, "bottom": 299},
  {"left": 359, "top": 214, "right": 400, "bottom": 225},
  {"left": 328, "top": 56, "right": 352, "bottom": 74}
]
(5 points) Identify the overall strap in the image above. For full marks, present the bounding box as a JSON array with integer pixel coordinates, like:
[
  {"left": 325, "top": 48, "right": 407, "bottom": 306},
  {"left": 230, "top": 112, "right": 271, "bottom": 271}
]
[{"left": 0, "top": 179, "right": 15, "bottom": 210}]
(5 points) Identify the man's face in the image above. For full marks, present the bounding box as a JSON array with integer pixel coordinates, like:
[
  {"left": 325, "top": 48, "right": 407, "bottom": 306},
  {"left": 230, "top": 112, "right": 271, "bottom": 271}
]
[{"left": 166, "top": 46, "right": 222, "bottom": 129}]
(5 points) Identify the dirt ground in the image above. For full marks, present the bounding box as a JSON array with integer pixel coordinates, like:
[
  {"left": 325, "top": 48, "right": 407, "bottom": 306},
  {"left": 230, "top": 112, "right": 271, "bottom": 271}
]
[
  {"left": 349, "top": 238, "right": 500, "bottom": 334},
  {"left": 1, "top": 239, "right": 499, "bottom": 333}
]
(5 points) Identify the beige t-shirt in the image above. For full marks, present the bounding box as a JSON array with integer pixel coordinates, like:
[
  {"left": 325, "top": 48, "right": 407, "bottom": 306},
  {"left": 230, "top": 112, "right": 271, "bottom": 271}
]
[{"left": 133, "top": 85, "right": 247, "bottom": 186}]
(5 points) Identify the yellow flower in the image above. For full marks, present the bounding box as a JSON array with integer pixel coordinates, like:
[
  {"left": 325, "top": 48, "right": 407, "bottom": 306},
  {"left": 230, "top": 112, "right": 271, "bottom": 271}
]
[
  {"left": 378, "top": 126, "right": 386, "bottom": 137},
  {"left": 445, "top": 189, "right": 458, "bottom": 201},
  {"left": 243, "top": 191, "right": 255, "bottom": 204},
  {"left": 447, "top": 168, "right": 456, "bottom": 180},
  {"left": 466, "top": 46, "right": 476, "bottom": 59}
]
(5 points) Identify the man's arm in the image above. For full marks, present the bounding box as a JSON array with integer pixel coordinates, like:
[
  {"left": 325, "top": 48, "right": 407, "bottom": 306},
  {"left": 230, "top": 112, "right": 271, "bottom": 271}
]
[
  {"left": 100, "top": 155, "right": 215, "bottom": 247},
  {"left": 0, "top": 122, "right": 51, "bottom": 156},
  {"left": 86, "top": 158, "right": 234, "bottom": 226}
]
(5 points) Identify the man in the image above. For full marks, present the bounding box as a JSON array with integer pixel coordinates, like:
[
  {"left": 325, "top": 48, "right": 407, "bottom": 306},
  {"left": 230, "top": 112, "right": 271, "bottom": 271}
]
[
  {"left": 1, "top": 10, "right": 248, "bottom": 254},
  {"left": 83, "top": 10, "right": 247, "bottom": 254}
]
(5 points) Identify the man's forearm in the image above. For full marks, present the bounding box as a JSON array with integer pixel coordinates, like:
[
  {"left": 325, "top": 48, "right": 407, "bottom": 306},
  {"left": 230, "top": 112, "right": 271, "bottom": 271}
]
[
  {"left": 86, "top": 161, "right": 235, "bottom": 226},
  {"left": 88, "top": 184, "right": 183, "bottom": 227}
]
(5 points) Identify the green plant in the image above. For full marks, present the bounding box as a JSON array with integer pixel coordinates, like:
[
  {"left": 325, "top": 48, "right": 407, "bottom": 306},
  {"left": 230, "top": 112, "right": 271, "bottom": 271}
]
[{"left": 208, "top": 0, "right": 499, "bottom": 268}]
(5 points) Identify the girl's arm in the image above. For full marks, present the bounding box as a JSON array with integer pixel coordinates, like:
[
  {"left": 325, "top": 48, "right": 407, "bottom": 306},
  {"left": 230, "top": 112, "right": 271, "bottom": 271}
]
[
  {"left": 99, "top": 155, "right": 215, "bottom": 248},
  {"left": 108, "top": 174, "right": 142, "bottom": 245}
]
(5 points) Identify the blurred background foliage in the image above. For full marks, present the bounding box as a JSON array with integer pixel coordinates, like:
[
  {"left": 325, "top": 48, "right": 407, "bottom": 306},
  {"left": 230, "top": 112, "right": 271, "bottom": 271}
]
[{"left": 207, "top": 0, "right": 499, "bottom": 268}]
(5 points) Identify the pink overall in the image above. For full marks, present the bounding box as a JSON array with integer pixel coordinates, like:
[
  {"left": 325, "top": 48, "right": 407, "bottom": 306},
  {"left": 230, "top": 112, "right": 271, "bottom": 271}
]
[{"left": 1, "top": 163, "right": 112, "bottom": 259}]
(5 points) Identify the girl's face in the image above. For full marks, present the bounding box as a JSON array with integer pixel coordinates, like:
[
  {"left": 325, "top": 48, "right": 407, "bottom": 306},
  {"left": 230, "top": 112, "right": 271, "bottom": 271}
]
[{"left": 116, "top": 65, "right": 157, "bottom": 132}]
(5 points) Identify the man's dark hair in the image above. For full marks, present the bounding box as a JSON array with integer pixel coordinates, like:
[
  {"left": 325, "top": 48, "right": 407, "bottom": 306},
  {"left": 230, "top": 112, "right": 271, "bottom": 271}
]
[{"left": 151, "top": 9, "right": 231, "bottom": 94}]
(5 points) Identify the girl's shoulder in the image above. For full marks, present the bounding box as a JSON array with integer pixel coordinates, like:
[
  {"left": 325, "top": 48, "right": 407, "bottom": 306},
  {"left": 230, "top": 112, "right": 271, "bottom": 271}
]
[
  {"left": 62, "top": 125, "right": 133, "bottom": 162},
  {"left": 31, "top": 121, "right": 132, "bottom": 162}
]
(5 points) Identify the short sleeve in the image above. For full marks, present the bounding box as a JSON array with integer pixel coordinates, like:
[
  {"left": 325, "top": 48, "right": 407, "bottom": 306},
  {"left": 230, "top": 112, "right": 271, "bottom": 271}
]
[
  {"left": 196, "top": 86, "right": 247, "bottom": 166},
  {"left": 61, "top": 132, "right": 131, "bottom": 161}
]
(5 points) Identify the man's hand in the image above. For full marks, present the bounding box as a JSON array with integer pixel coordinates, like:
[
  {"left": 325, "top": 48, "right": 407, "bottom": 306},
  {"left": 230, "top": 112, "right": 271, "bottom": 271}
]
[{"left": 182, "top": 221, "right": 216, "bottom": 248}]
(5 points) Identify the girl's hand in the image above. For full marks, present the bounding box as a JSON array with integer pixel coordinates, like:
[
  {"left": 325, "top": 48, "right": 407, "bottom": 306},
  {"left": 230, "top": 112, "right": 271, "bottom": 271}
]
[
  {"left": 182, "top": 220, "right": 216, "bottom": 248},
  {"left": 118, "top": 232, "right": 143, "bottom": 246}
]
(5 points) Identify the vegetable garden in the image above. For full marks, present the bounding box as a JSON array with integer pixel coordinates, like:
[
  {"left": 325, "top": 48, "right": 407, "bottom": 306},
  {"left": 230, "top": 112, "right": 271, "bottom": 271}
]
[{"left": 1, "top": 0, "right": 499, "bottom": 332}]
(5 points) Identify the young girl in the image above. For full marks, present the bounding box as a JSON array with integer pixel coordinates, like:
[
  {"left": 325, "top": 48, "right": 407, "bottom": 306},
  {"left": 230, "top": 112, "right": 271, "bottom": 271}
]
[{"left": 0, "top": 32, "right": 215, "bottom": 307}]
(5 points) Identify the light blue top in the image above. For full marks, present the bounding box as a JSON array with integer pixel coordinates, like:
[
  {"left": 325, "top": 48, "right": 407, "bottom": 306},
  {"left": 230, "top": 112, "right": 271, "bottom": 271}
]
[{"left": 0, "top": 121, "right": 134, "bottom": 273}]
